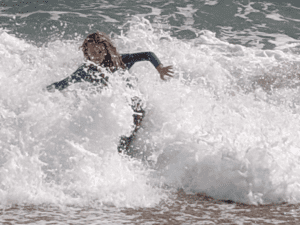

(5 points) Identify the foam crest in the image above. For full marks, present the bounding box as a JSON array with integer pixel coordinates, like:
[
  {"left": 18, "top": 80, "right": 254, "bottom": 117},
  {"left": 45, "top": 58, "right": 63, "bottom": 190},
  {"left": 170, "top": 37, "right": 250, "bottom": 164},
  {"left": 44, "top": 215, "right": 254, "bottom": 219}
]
[
  {"left": 142, "top": 81, "right": 300, "bottom": 204},
  {"left": 113, "top": 18, "right": 300, "bottom": 204},
  {"left": 0, "top": 31, "right": 166, "bottom": 208},
  {"left": 1, "top": 17, "right": 300, "bottom": 207}
]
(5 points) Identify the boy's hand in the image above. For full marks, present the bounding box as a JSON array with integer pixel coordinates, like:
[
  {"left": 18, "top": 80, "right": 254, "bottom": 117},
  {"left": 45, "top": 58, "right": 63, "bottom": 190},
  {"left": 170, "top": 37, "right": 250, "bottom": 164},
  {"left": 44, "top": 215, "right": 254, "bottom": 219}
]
[{"left": 156, "top": 64, "right": 174, "bottom": 80}]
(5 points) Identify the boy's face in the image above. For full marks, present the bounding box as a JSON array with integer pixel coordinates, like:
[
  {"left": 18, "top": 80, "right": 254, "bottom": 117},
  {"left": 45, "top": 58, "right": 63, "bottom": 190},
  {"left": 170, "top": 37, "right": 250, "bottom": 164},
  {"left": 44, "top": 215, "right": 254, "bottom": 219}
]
[{"left": 87, "top": 42, "right": 107, "bottom": 64}]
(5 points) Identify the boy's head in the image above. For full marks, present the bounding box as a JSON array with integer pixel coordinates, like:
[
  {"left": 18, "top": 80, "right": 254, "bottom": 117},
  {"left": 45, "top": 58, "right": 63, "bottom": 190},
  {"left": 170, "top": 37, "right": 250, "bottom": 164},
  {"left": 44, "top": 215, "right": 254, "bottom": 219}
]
[{"left": 80, "top": 31, "right": 125, "bottom": 70}]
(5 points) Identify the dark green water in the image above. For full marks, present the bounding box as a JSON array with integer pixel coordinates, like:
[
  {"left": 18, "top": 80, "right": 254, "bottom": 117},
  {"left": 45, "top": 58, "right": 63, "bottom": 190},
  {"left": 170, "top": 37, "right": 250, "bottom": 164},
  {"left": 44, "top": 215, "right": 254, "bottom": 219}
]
[{"left": 1, "top": 0, "right": 300, "bottom": 49}]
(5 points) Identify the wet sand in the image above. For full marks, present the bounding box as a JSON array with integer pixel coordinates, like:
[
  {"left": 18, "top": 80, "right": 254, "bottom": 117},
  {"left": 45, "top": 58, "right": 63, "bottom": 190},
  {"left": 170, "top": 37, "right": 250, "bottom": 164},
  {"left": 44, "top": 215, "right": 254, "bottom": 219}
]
[
  {"left": 122, "top": 190, "right": 300, "bottom": 224},
  {"left": 1, "top": 191, "right": 299, "bottom": 224}
]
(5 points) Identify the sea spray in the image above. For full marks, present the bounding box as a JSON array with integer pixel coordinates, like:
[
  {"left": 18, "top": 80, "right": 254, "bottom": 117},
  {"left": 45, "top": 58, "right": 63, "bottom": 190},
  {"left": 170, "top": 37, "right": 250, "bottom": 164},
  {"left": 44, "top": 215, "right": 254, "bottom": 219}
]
[
  {"left": 1, "top": 17, "right": 300, "bottom": 207},
  {"left": 0, "top": 30, "right": 167, "bottom": 208},
  {"left": 115, "top": 18, "right": 300, "bottom": 204}
]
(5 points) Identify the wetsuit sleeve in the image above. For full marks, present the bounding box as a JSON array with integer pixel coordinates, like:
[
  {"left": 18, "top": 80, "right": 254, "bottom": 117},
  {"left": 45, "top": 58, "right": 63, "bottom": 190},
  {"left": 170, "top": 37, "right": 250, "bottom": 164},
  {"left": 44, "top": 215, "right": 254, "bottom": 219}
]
[
  {"left": 121, "top": 52, "right": 162, "bottom": 70},
  {"left": 46, "top": 64, "right": 108, "bottom": 92}
]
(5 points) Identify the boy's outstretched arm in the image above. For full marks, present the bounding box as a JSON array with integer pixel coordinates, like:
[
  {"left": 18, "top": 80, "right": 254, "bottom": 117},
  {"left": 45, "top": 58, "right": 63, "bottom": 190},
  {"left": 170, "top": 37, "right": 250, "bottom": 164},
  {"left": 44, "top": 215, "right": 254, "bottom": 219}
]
[{"left": 121, "top": 52, "right": 173, "bottom": 80}]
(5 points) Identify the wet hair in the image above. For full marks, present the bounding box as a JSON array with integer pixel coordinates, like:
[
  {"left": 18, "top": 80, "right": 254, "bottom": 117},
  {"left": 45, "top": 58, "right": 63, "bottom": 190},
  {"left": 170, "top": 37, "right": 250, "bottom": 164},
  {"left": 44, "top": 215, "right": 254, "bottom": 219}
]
[{"left": 79, "top": 31, "right": 126, "bottom": 71}]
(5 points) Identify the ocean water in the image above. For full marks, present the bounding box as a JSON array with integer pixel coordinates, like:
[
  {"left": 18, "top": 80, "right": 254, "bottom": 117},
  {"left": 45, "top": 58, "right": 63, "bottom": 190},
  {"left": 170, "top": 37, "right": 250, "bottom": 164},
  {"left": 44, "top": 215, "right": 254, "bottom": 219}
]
[{"left": 1, "top": 0, "right": 300, "bottom": 224}]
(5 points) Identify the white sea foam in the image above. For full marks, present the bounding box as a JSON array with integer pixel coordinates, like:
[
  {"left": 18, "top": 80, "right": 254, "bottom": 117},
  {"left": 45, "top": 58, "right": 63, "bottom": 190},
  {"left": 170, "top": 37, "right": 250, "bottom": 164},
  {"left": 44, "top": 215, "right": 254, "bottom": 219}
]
[
  {"left": 1, "top": 18, "right": 300, "bottom": 208},
  {"left": 0, "top": 28, "right": 166, "bottom": 208},
  {"left": 117, "top": 18, "right": 300, "bottom": 205}
]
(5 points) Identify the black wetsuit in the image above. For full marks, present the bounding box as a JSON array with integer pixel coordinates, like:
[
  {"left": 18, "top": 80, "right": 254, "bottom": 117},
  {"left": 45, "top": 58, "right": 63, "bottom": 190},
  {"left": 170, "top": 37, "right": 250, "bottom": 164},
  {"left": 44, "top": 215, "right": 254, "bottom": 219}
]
[
  {"left": 46, "top": 52, "right": 162, "bottom": 154},
  {"left": 46, "top": 52, "right": 161, "bottom": 92}
]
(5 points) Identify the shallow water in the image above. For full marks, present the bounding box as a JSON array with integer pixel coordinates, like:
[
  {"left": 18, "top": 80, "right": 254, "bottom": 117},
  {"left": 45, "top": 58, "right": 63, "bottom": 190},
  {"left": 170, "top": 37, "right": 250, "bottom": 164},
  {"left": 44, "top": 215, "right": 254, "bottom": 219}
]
[
  {"left": 1, "top": 0, "right": 300, "bottom": 224},
  {"left": 1, "top": 194, "right": 300, "bottom": 224}
]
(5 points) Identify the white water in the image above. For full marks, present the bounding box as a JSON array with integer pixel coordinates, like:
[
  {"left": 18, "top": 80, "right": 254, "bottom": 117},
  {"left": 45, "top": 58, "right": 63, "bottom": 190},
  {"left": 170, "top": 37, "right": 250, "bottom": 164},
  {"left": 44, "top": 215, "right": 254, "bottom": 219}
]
[{"left": 1, "top": 18, "right": 300, "bottom": 208}]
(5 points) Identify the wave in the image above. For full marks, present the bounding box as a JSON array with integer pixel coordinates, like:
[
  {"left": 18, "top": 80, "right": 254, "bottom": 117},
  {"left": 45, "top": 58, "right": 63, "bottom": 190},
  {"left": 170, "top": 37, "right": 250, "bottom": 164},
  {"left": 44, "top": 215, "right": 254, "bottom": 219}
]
[{"left": 1, "top": 17, "right": 300, "bottom": 208}]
